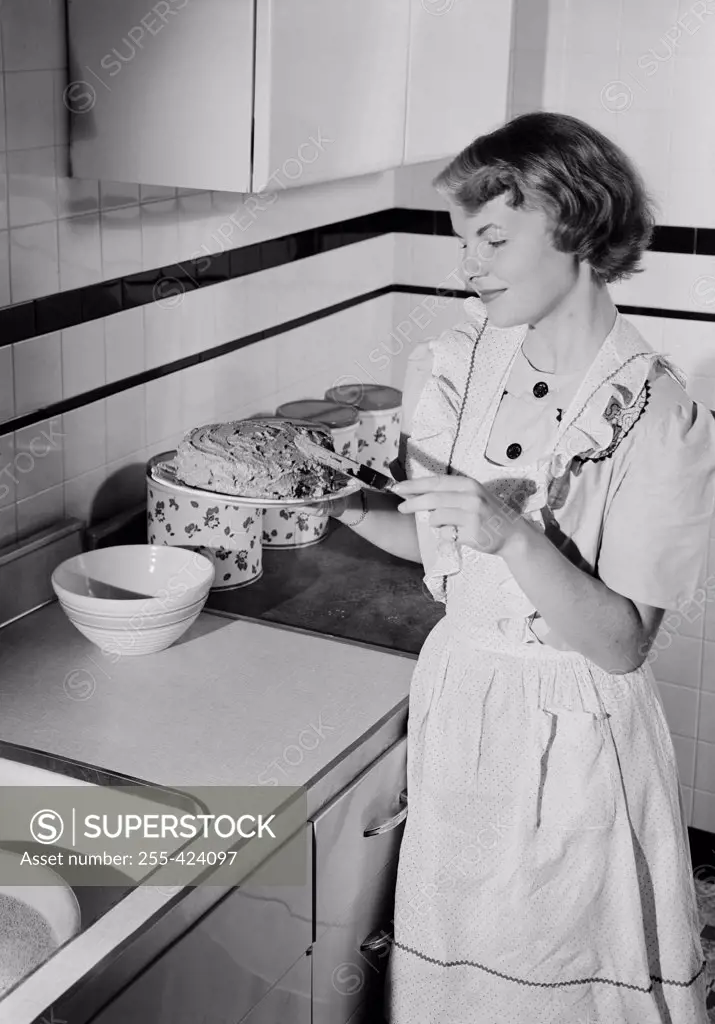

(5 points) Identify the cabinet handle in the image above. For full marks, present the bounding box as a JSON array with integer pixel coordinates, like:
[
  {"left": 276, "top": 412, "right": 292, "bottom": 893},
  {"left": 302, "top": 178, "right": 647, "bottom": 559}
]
[
  {"left": 363, "top": 789, "right": 407, "bottom": 837},
  {"left": 360, "top": 927, "right": 393, "bottom": 953}
]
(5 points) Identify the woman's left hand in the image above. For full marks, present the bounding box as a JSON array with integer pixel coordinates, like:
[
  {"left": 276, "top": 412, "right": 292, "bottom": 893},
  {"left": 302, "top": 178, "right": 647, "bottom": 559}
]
[{"left": 393, "top": 475, "right": 528, "bottom": 556}]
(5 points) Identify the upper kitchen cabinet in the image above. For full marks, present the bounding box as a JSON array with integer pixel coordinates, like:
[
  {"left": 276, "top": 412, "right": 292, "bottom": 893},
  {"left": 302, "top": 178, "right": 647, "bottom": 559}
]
[
  {"left": 68, "top": 0, "right": 255, "bottom": 192},
  {"left": 252, "top": 0, "right": 410, "bottom": 191},
  {"left": 402, "top": 0, "right": 515, "bottom": 165}
]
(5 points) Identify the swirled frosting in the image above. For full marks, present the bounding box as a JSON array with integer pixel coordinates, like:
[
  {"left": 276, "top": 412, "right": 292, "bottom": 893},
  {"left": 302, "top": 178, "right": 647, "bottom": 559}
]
[{"left": 173, "top": 419, "right": 344, "bottom": 499}]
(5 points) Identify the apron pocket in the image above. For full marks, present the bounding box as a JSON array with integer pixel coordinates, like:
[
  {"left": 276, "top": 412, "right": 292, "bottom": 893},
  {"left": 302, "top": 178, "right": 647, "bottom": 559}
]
[{"left": 537, "top": 707, "right": 616, "bottom": 831}]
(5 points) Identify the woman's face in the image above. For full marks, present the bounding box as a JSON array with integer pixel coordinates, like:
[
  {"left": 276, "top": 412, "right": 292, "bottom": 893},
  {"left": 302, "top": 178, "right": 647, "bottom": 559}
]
[{"left": 450, "top": 194, "right": 581, "bottom": 329}]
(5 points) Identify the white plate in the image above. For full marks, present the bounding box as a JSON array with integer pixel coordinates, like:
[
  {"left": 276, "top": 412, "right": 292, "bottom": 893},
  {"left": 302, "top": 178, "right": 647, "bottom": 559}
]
[{"left": 146, "top": 452, "right": 362, "bottom": 508}]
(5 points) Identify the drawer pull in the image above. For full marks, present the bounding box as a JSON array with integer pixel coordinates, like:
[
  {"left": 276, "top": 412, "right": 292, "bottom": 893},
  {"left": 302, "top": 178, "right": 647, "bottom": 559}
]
[
  {"left": 363, "top": 789, "right": 407, "bottom": 837},
  {"left": 360, "top": 927, "right": 393, "bottom": 953}
]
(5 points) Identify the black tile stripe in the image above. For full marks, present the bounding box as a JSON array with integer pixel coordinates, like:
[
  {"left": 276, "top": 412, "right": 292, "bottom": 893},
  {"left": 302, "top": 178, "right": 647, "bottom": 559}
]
[
  {"left": 0, "top": 286, "right": 392, "bottom": 437},
  {"left": 2, "top": 209, "right": 715, "bottom": 345}
]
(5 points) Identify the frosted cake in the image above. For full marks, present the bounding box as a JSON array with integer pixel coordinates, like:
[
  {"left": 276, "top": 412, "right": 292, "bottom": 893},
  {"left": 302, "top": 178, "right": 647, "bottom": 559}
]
[{"left": 173, "top": 419, "right": 344, "bottom": 500}]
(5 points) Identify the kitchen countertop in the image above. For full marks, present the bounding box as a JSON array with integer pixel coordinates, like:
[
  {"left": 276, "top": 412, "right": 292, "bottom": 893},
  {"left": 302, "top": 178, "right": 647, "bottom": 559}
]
[
  {"left": 0, "top": 599, "right": 417, "bottom": 1023},
  {"left": 208, "top": 519, "right": 444, "bottom": 652}
]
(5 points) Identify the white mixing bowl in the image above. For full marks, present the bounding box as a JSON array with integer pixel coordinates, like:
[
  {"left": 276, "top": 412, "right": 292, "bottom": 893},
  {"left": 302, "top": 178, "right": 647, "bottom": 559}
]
[{"left": 51, "top": 546, "right": 215, "bottom": 655}]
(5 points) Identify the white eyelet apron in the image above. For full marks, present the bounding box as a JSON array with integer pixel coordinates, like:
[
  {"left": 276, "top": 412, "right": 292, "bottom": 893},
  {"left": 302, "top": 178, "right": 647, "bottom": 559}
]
[{"left": 386, "top": 314, "right": 708, "bottom": 1024}]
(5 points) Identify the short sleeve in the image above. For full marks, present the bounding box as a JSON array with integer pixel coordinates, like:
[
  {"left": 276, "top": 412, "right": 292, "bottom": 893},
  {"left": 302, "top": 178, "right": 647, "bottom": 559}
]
[{"left": 597, "top": 384, "right": 715, "bottom": 611}]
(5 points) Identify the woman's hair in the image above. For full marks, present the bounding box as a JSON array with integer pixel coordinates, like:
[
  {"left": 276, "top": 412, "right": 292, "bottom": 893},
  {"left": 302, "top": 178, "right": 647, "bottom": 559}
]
[{"left": 433, "top": 112, "right": 656, "bottom": 284}]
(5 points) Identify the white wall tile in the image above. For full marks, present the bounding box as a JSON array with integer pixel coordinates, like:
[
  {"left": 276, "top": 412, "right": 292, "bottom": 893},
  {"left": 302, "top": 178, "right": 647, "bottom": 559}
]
[
  {"left": 100, "top": 205, "right": 142, "bottom": 280},
  {"left": 703, "top": 639, "right": 715, "bottom": 693},
  {"left": 564, "top": 0, "right": 622, "bottom": 55},
  {"left": 619, "top": 0, "right": 680, "bottom": 56},
  {"left": 140, "top": 185, "right": 176, "bottom": 203},
  {"left": 0, "top": 231, "right": 8, "bottom": 307},
  {"left": 101, "top": 451, "right": 149, "bottom": 516},
  {"left": 649, "top": 631, "right": 703, "bottom": 687},
  {"left": 562, "top": 51, "right": 621, "bottom": 112},
  {"left": 692, "top": 789, "right": 715, "bottom": 832},
  {"left": 699, "top": 690, "right": 715, "bottom": 743},
  {"left": 56, "top": 146, "right": 99, "bottom": 218},
  {"left": 180, "top": 286, "right": 215, "bottom": 358},
  {"left": 14, "top": 416, "right": 63, "bottom": 500},
  {"left": 180, "top": 363, "right": 217, "bottom": 432},
  {"left": 0, "top": 504, "right": 16, "bottom": 547},
  {"left": 61, "top": 320, "right": 105, "bottom": 398},
  {"left": 106, "top": 387, "right": 146, "bottom": 463},
  {"left": 656, "top": 679, "right": 699, "bottom": 737},
  {"left": 7, "top": 146, "right": 57, "bottom": 227},
  {"left": 52, "top": 70, "right": 68, "bottom": 149},
  {"left": 99, "top": 182, "right": 140, "bottom": 211},
  {"left": 394, "top": 232, "right": 461, "bottom": 289},
  {"left": 15, "top": 483, "right": 63, "bottom": 539},
  {"left": 676, "top": 0, "right": 715, "bottom": 57},
  {"left": 694, "top": 739, "right": 715, "bottom": 792},
  {"left": 64, "top": 465, "right": 107, "bottom": 525},
  {"left": 62, "top": 401, "right": 106, "bottom": 480},
  {"left": 0, "top": 346, "right": 13, "bottom": 422},
  {"left": 12, "top": 332, "right": 61, "bottom": 415},
  {"left": 177, "top": 191, "right": 214, "bottom": 259},
  {"left": 665, "top": 168, "right": 715, "bottom": 227},
  {"left": 10, "top": 221, "right": 59, "bottom": 301},
  {"left": 671, "top": 733, "right": 696, "bottom": 789},
  {"left": 0, "top": 152, "right": 7, "bottom": 231},
  {"left": 0, "top": 0, "right": 66, "bottom": 72},
  {"left": 141, "top": 198, "right": 180, "bottom": 270},
  {"left": 0, "top": 432, "right": 16, "bottom": 508},
  {"left": 104, "top": 306, "right": 144, "bottom": 383},
  {"left": 145, "top": 374, "right": 183, "bottom": 446},
  {"left": 58, "top": 213, "right": 102, "bottom": 290},
  {"left": 4, "top": 71, "right": 55, "bottom": 150},
  {"left": 143, "top": 300, "right": 183, "bottom": 370}
]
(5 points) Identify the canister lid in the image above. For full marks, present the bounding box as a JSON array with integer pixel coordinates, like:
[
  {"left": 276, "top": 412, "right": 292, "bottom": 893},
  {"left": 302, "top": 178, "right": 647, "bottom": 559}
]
[
  {"left": 275, "top": 399, "right": 359, "bottom": 429},
  {"left": 323, "top": 384, "right": 403, "bottom": 411}
]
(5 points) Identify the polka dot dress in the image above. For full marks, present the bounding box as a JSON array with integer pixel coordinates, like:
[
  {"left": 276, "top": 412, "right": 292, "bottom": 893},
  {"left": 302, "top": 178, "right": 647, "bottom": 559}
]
[{"left": 386, "top": 300, "right": 709, "bottom": 1023}]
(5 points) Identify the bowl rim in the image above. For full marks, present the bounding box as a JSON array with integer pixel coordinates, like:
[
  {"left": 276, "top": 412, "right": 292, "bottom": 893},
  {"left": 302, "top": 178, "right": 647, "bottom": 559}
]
[{"left": 51, "top": 545, "right": 215, "bottom": 613}]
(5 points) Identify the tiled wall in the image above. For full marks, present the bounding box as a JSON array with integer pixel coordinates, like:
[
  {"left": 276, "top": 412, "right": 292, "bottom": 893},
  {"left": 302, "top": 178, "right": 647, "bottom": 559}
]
[
  {"left": 0, "top": 0, "right": 398, "bottom": 545},
  {"left": 390, "top": 0, "right": 715, "bottom": 830}
]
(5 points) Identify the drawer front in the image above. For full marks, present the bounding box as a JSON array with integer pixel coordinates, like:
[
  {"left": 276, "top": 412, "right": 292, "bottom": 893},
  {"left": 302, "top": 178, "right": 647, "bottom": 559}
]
[
  {"left": 90, "top": 826, "right": 311, "bottom": 1024},
  {"left": 239, "top": 952, "right": 311, "bottom": 1024},
  {"left": 312, "top": 856, "right": 398, "bottom": 1024},
  {"left": 313, "top": 735, "right": 407, "bottom": 933}
]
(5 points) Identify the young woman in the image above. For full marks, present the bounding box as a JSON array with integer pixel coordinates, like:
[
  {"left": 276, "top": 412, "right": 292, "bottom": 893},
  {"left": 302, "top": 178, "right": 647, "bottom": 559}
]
[{"left": 329, "top": 112, "right": 715, "bottom": 1022}]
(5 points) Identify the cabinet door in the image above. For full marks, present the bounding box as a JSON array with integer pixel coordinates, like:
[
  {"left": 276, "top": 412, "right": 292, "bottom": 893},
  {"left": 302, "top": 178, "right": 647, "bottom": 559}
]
[
  {"left": 403, "top": 0, "right": 514, "bottom": 164},
  {"left": 312, "top": 857, "right": 399, "bottom": 1024},
  {"left": 238, "top": 952, "right": 311, "bottom": 1024},
  {"left": 252, "top": 0, "right": 411, "bottom": 191},
  {"left": 68, "top": 0, "right": 254, "bottom": 191},
  {"left": 89, "top": 827, "right": 311, "bottom": 1024},
  {"left": 312, "top": 736, "right": 407, "bottom": 938}
]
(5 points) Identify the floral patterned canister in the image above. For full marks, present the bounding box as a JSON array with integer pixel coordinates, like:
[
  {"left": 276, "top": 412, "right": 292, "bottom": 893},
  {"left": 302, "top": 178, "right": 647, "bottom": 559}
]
[
  {"left": 275, "top": 400, "right": 360, "bottom": 459},
  {"left": 323, "top": 385, "right": 403, "bottom": 472},
  {"left": 146, "top": 462, "right": 262, "bottom": 590}
]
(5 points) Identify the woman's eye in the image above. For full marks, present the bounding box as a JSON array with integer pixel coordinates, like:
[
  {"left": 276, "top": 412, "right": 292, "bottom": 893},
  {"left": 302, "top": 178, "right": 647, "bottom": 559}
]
[{"left": 489, "top": 239, "right": 507, "bottom": 248}]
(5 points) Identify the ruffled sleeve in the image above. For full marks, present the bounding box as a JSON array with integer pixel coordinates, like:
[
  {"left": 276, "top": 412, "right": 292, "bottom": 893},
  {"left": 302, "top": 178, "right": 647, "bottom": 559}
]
[{"left": 596, "top": 377, "right": 715, "bottom": 611}]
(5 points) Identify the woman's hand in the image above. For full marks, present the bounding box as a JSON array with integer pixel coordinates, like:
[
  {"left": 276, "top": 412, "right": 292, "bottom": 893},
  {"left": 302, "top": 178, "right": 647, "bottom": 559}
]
[{"left": 393, "top": 475, "right": 529, "bottom": 557}]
